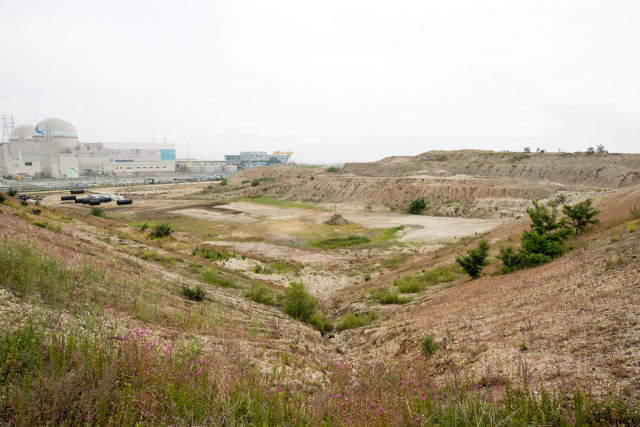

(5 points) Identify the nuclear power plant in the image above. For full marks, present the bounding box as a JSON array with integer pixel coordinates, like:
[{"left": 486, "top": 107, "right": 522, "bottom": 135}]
[{"left": 1, "top": 117, "right": 176, "bottom": 178}]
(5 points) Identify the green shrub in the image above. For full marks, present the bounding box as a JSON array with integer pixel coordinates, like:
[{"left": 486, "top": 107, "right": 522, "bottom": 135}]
[
  {"left": 309, "top": 236, "right": 370, "bottom": 249},
  {"left": 455, "top": 239, "right": 490, "bottom": 279},
  {"left": 281, "top": 281, "right": 317, "bottom": 322},
  {"left": 325, "top": 167, "right": 340, "bottom": 172},
  {"left": 245, "top": 283, "right": 275, "bottom": 305},
  {"left": 628, "top": 222, "right": 637, "bottom": 233},
  {"left": 365, "top": 205, "right": 372, "bottom": 210},
  {"left": 497, "top": 200, "right": 573, "bottom": 273},
  {"left": 253, "top": 264, "right": 272, "bottom": 274},
  {"left": 89, "top": 207, "right": 107, "bottom": 218},
  {"left": 7, "top": 189, "right": 17, "bottom": 197},
  {"left": 310, "top": 176, "right": 314, "bottom": 180},
  {"left": 363, "top": 273, "right": 371, "bottom": 282},
  {"left": 140, "top": 223, "right": 149, "bottom": 231},
  {"left": 251, "top": 179, "right": 260, "bottom": 187},
  {"left": 408, "top": 198, "right": 426, "bottom": 215},
  {"left": 20, "top": 201, "right": 28, "bottom": 207},
  {"left": 0, "top": 193, "right": 6, "bottom": 203},
  {"left": 371, "top": 289, "right": 411, "bottom": 304},
  {"left": 562, "top": 198, "right": 600, "bottom": 234},
  {"left": 150, "top": 223, "right": 173, "bottom": 238},
  {"left": 31, "top": 208, "right": 41, "bottom": 215},
  {"left": 220, "top": 179, "right": 227, "bottom": 186},
  {"left": 336, "top": 312, "right": 377, "bottom": 331},
  {"left": 201, "top": 268, "right": 238, "bottom": 288},
  {"left": 181, "top": 285, "right": 206, "bottom": 302},
  {"left": 420, "top": 334, "right": 439, "bottom": 359},
  {"left": 423, "top": 265, "right": 459, "bottom": 283},
  {"left": 309, "top": 313, "right": 333, "bottom": 334}
]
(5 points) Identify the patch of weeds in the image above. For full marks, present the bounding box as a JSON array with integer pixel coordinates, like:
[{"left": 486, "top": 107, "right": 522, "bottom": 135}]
[
  {"left": 309, "top": 236, "right": 371, "bottom": 249},
  {"left": 253, "top": 264, "right": 272, "bottom": 274},
  {"left": 628, "top": 221, "right": 637, "bottom": 233},
  {"left": 181, "top": 285, "right": 206, "bottom": 302},
  {"left": 420, "top": 334, "right": 439, "bottom": 358},
  {"left": 138, "top": 251, "right": 176, "bottom": 265},
  {"left": 336, "top": 312, "right": 377, "bottom": 331},
  {"left": 245, "top": 283, "right": 275, "bottom": 305},
  {"left": 364, "top": 273, "right": 371, "bottom": 282},
  {"left": 423, "top": 265, "right": 459, "bottom": 284},
  {"left": 610, "top": 235, "right": 619, "bottom": 242},
  {"left": 375, "top": 226, "right": 404, "bottom": 242},
  {"left": 201, "top": 268, "right": 239, "bottom": 288},
  {"left": 20, "top": 201, "right": 28, "bottom": 207},
  {"left": 325, "top": 167, "right": 340, "bottom": 172},
  {"left": 394, "top": 275, "right": 429, "bottom": 293},
  {"left": 241, "top": 180, "right": 251, "bottom": 184},
  {"left": 193, "top": 246, "right": 234, "bottom": 261},
  {"left": 380, "top": 254, "right": 412, "bottom": 269},
  {"left": 31, "top": 208, "right": 42, "bottom": 215},
  {"left": 519, "top": 343, "right": 528, "bottom": 352},
  {"left": 371, "top": 289, "right": 411, "bottom": 305}
]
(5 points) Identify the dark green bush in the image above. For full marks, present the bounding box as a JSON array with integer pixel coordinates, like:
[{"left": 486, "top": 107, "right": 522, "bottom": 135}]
[
  {"left": 497, "top": 200, "right": 573, "bottom": 273},
  {"left": 0, "top": 193, "right": 6, "bottom": 203},
  {"left": 181, "top": 285, "right": 206, "bottom": 302},
  {"left": 309, "top": 313, "right": 333, "bottom": 334},
  {"left": 455, "top": 239, "right": 490, "bottom": 279},
  {"left": 251, "top": 180, "right": 260, "bottom": 187},
  {"left": 420, "top": 334, "right": 439, "bottom": 359},
  {"left": 20, "top": 201, "right": 28, "bottom": 207},
  {"left": 562, "top": 198, "right": 600, "bottom": 234},
  {"left": 7, "top": 189, "right": 17, "bottom": 197},
  {"left": 150, "top": 223, "right": 173, "bottom": 238},
  {"left": 408, "top": 198, "right": 426, "bottom": 215},
  {"left": 325, "top": 167, "right": 340, "bottom": 172},
  {"left": 31, "top": 208, "right": 41, "bottom": 215},
  {"left": 220, "top": 179, "right": 227, "bottom": 186}
]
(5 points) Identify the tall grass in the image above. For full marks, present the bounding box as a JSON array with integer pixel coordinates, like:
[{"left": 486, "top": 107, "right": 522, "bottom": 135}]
[
  {"left": 1, "top": 321, "right": 636, "bottom": 426},
  {"left": 201, "top": 267, "right": 239, "bottom": 288}
]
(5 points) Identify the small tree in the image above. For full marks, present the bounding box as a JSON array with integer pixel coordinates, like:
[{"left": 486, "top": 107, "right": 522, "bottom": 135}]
[
  {"left": 562, "top": 198, "right": 600, "bottom": 234},
  {"left": 420, "top": 334, "right": 439, "bottom": 359},
  {"left": 456, "top": 239, "right": 490, "bottom": 279},
  {"left": 596, "top": 144, "right": 607, "bottom": 154},
  {"left": 7, "top": 189, "right": 17, "bottom": 197},
  {"left": 586, "top": 146, "right": 595, "bottom": 155},
  {"left": 408, "top": 198, "right": 427, "bottom": 215},
  {"left": 497, "top": 200, "right": 574, "bottom": 272},
  {"left": 523, "top": 147, "right": 531, "bottom": 153}
]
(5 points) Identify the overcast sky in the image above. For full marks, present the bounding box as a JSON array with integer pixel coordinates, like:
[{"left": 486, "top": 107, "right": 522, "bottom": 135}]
[{"left": 1, "top": 0, "right": 639, "bottom": 163}]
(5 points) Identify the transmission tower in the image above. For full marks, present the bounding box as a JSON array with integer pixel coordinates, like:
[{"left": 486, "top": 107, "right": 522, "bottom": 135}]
[{"left": 1, "top": 114, "right": 14, "bottom": 144}]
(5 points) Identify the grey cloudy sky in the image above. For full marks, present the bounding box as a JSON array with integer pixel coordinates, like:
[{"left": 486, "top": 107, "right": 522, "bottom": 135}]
[{"left": 1, "top": 0, "right": 639, "bottom": 163}]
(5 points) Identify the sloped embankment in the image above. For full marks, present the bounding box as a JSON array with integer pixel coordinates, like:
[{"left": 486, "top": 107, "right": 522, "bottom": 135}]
[{"left": 342, "top": 150, "right": 640, "bottom": 189}]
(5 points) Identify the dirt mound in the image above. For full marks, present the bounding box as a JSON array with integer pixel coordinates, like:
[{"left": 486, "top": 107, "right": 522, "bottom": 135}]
[{"left": 325, "top": 214, "right": 350, "bottom": 225}]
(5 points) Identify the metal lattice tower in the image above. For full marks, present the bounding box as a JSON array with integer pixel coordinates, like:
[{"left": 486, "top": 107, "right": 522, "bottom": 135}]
[{"left": 1, "top": 114, "right": 14, "bottom": 144}]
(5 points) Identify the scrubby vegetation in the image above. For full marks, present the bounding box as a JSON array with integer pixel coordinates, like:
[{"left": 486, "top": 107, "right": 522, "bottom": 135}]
[
  {"left": 245, "top": 282, "right": 275, "bottom": 305},
  {"left": 420, "top": 333, "right": 439, "bottom": 359},
  {"left": 193, "top": 246, "right": 234, "bottom": 261},
  {"left": 89, "top": 206, "right": 107, "bottom": 218},
  {"left": 336, "top": 312, "right": 377, "bottom": 331},
  {"left": 150, "top": 222, "right": 173, "bottom": 238},
  {"left": 562, "top": 198, "right": 600, "bottom": 234},
  {"left": 201, "top": 267, "right": 239, "bottom": 288},
  {"left": 455, "top": 239, "right": 490, "bottom": 279},
  {"left": 280, "top": 281, "right": 332, "bottom": 333},
  {"left": 371, "top": 288, "right": 412, "bottom": 304},
  {"left": 309, "top": 235, "right": 370, "bottom": 249},
  {"left": 181, "top": 284, "right": 206, "bottom": 301},
  {"left": 325, "top": 166, "right": 340, "bottom": 172}
]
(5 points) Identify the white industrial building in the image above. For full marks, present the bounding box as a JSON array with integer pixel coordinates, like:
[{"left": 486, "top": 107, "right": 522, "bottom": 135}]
[{"left": 1, "top": 118, "right": 176, "bottom": 178}]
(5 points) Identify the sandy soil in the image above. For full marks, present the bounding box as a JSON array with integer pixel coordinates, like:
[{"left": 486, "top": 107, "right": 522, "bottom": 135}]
[
  {"left": 175, "top": 209, "right": 258, "bottom": 223},
  {"left": 204, "top": 240, "right": 354, "bottom": 265}
]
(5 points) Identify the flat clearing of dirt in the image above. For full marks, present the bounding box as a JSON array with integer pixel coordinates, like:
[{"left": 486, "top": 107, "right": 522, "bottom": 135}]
[{"left": 205, "top": 240, "right": 354, "bottom": 265}]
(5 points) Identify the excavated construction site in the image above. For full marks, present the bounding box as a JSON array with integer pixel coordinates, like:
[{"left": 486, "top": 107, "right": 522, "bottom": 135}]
[{"left": 2, "top": 149, "right": 640, "bottom": 425}]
